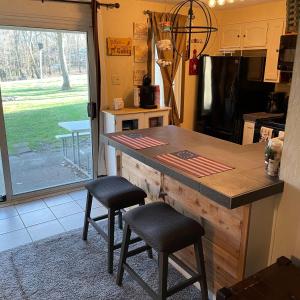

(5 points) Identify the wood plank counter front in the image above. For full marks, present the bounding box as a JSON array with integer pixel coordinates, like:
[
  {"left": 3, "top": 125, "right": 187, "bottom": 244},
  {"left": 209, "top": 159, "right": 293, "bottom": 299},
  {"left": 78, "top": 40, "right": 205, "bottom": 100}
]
[{"left": 101, "top": 126, "right": 284, "bottom": 294}]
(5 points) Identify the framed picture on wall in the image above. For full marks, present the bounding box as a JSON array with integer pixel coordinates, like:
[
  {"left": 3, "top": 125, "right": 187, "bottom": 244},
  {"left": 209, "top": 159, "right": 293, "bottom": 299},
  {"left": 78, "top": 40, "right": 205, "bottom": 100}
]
[{"left": 133, "top": 23, "right": 148, "bottom": 40}]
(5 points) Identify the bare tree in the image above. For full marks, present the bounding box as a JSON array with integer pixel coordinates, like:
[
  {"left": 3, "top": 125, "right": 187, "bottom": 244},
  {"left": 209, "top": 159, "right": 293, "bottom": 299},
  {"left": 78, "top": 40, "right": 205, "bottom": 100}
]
[{"left": 57, "top": 32, "right": 71, "bottom": 90}]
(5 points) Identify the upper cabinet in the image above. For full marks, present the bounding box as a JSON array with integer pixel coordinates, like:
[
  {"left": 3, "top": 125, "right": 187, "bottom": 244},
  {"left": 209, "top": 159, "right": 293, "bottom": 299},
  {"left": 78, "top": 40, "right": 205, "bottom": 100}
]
[
  {"left": 264, "top": 19, "right": 285, "bottom": 83},
  {"left": 219, "top": 18, "right": 285, "bottom": 83},
  {"left": 221, "top": 24, "right": 242, "bottom": 49},
  {"left": 242, "top": 21, "right": 268, "bottom": 48},
  {"left": 221, "top": 21, "right": 268, "bottom": 50}
]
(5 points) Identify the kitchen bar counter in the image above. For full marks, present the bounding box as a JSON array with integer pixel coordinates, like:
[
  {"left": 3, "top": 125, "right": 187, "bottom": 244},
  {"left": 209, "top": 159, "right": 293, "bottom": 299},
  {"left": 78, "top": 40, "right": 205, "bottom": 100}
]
[
  {"left": 101, "top": 125, "right": 283, "bottom": 293},
  {"left": 102, "top": 125, "right": 283, "bottom": 209},
  {"left": 243, "top": 112, "right": 285, "bottom": 122}
]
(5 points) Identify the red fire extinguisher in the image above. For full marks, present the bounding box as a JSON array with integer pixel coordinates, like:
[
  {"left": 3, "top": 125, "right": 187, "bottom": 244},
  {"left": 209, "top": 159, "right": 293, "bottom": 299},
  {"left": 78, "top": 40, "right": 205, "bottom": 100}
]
[{"left": 189, "top": 49, "right": 199, "bottom": 76}]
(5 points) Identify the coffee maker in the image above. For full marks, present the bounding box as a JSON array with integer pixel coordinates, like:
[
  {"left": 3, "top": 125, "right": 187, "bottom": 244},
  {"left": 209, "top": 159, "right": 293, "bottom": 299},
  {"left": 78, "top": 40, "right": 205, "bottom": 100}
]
[
  {"left": 267, "top": 92, "right": 287, "bottom": 114},
  {"left": 139, "top": 75, "right": 157, "bottom": 109}
]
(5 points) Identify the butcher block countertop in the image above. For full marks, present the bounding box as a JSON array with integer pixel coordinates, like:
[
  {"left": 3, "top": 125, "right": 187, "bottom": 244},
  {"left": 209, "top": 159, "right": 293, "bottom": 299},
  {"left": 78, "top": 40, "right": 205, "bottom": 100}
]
[{"left": 101, "top": 125, "right": 284, "bottom": 209}]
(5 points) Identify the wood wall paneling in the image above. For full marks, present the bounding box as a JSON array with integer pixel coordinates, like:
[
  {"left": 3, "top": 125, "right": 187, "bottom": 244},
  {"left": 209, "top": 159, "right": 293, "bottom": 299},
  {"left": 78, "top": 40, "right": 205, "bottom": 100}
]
[{"left": 121, "top": 153, "right": 251, "bottom": 292}]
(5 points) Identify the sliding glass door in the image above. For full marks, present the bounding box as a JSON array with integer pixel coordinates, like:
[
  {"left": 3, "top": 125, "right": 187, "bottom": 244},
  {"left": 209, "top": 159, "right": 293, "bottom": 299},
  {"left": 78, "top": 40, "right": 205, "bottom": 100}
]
[{"left": 0, "top": 26, "right": 97, "bottom": 199}]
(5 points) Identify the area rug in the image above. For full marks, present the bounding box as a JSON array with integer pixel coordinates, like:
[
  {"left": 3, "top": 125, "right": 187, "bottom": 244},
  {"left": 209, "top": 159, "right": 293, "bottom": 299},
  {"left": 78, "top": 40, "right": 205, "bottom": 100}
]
[{"left": 0, "top": 224, "right": 201, "bottom": 299}]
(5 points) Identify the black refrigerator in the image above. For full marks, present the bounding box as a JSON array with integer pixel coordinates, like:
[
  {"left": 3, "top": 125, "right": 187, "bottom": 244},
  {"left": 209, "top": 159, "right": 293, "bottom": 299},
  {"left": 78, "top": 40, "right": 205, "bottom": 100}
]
[{"left": 195, "top": 56, "right": 275, "bottom": 144}]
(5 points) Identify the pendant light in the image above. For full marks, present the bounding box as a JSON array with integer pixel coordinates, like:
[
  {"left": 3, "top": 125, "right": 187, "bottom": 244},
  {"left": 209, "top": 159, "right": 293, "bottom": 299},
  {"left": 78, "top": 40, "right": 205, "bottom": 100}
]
[{"left": 169, "top": 0, "right": 218, "bottom": 60}]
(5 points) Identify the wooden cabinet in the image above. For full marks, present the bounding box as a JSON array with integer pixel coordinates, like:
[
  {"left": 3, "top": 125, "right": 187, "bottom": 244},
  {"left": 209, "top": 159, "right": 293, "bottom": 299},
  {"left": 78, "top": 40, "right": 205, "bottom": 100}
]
[
  {"left": 103, "top": 107, "right": 170, "bottom": 175},
  {"left": 220, "top": 18, "right": 284, "bottom": 83},
  {"left": 243, "top": 21, "right": 268, "bottom": 48},
  {"left": 221, "top": 21, "right": 268, "bottom": 50},
  {"left": 242, "top": 121, "right": 255, "bottom": 145},
  {"left": 221, "top": 24, "right": 242, "bottom": 49},
  {"left": 264, "top": 19, "right": 284, "bottom": 83}
]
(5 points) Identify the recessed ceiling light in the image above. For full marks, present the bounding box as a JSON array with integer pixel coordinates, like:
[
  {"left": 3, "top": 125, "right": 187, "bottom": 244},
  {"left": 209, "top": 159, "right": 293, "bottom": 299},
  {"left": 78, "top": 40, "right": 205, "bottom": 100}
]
[{"left": 208, "top": 0, "right": 217, "bottom": 7}]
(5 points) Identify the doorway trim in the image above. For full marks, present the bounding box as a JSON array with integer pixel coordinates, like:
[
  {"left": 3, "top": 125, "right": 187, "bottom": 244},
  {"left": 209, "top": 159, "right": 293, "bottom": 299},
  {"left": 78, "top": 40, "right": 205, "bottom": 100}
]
[{"left": 0, "top": 89, "right": 13, "bottom": 200}]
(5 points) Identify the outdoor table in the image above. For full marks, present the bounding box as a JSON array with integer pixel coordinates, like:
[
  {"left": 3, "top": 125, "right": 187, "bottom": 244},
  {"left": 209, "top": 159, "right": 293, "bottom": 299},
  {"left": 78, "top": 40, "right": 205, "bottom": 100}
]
[{"left": 58, "top": 120, "right": 91, "bottom": 167}]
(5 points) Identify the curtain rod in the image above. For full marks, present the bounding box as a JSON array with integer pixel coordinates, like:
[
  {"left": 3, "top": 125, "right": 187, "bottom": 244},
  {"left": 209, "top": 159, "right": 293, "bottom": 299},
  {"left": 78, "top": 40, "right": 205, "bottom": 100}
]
[{"left": 40, "top": 0, "right": 120, "bottom": 9}]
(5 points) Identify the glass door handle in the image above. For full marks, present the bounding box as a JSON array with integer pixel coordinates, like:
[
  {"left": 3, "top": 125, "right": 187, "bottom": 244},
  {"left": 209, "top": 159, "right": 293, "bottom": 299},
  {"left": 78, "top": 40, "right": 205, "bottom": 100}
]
[{"left": 87, "top": 102, "right": 97, "bottom": 120}]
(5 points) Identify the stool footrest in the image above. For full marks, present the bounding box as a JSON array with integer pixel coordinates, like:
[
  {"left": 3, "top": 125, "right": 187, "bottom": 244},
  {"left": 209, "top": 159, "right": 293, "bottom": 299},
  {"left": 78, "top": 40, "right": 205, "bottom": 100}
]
[
  {"left": 88, "top": 217, "right": 108, "bottom": 242},
  {"left": 169, "top": 253, "right": 196, "bottom": 277},
  {"left": 127, "top": 245, "right": 152, "bottom": 258},
  {"left": 123, "top": 263, "right": 157, "bottom": 299},
  {"left": 167, "top": 274, "right": 202, "bottom": 297},
  {"left": 93, "top": 211, "right": 119, "bottom": 222},
  {"left": 88, "top": 217, "right": 142, "bottom": 250},
  {"left": 113, "top": 237, "right": 142, "bottom": 250}
]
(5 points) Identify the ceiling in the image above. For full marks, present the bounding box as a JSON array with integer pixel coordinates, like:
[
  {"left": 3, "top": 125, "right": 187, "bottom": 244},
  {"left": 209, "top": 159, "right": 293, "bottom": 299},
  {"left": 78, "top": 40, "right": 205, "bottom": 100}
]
[{"left": 141, "top": 0, "right": 277, "bottom": 9}]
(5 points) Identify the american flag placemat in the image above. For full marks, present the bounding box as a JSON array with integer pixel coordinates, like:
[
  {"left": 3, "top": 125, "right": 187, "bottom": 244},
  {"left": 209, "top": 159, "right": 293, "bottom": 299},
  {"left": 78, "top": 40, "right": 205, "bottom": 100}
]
[
  {"left": 157, "top": 150, "right": 234, "bottom": 178},
  {"left": 111, "top": 133, "right": 167, "bottom": 150}
]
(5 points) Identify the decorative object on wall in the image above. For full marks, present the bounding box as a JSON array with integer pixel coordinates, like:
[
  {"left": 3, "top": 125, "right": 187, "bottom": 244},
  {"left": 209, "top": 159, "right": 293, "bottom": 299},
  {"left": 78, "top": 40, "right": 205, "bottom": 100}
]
[
  {"left": 160, "top": 21, "right": 172, "bottom": 32},
  {"left": 169, "top": 0, "right": 217, "bottom": 60},
  {"left": 156, "top": 59, "right": 172, "bottom": 68},
  {"left": 133, "top": 23, "right": 148, "bottom": 40},
  {"left": 286, "top": 0, "right": 300, "bottom": 33},
  {"left": 107, "top": 37, "right": 132, "bottom": 56},
  {"left": 156, "top": 39, "right": 172, "bottom": 51},
  {"left": 134, "top": 45, "right": 148, "bottom": 63},
  {"left": 149, "top": 12, "right": 187, "bottom": 125},
  {"left": 189, "top": 49, "right": 199, "bottom": 75},
  {"left": 133, "top": 68, "right": 147, "bottom": 86}
]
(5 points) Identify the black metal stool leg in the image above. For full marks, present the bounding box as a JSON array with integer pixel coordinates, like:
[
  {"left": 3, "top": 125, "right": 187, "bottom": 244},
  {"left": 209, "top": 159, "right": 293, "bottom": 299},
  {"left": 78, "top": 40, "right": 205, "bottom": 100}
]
[
  {"left": 194, "top": 239, "right": 209, "bottom": 300},
  {"left": 158, "top": 252, "right": 169, "bottom": 300},
  {"left": 82, "top": 191, "right": 93, "bottom": 241},
  {"left": 118, "top": 210, "right": 123, "bottom": 230},
  {"left": 107, "top": 209, "right": 115, "bottom": 274},
  {"left": 147, "top": 246, "right": 153, "bottom": 259},
  {"left": 116, "top": 223, "right": 132, "bottom": 286}
]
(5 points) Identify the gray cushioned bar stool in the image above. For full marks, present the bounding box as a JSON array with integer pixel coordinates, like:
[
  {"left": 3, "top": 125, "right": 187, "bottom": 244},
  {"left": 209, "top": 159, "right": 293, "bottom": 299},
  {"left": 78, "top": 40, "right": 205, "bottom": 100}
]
[
  {"left": 116, "top": 202, "right": 208, "bottom": 300},
  {"left": 82, "top": 176, "right": 152, "bottom": 274}
]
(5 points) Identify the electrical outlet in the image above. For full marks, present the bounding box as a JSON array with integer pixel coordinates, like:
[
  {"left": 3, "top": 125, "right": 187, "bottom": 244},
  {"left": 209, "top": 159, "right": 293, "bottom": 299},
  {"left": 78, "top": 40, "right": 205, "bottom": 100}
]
[{"left": 111, "top": 74, "right": 121, "bottom": 85}]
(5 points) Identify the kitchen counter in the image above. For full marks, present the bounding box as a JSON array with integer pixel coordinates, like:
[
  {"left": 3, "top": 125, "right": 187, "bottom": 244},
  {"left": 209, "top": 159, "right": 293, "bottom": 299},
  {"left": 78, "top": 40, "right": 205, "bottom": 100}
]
[
  {"left": 102, "top": 125, "right": 283, "bottom": 209},
  {"left": 243, "top": 112, "right": 285, "bottom": 122},
  {"left": 101, "top": 125, "right": 283, "bottom": 293}
]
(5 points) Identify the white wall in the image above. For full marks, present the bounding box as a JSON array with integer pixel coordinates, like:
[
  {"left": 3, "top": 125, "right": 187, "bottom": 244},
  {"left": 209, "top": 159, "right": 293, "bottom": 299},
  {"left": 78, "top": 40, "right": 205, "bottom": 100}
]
[
  {"left": 271, "top": 30, "right": 300, "bottom": 263},
  {"left": 99, "top": 0, "right": 220, "bottom": 129}
]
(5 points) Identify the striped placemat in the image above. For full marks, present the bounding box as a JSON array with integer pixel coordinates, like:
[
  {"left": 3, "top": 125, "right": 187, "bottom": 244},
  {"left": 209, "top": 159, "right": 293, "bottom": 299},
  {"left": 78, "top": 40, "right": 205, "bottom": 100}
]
[
  {"left": 156, "top": 150, "right": 234, "bottom": 178},
  {"left": 111, "top": 133, "right": 167, "bottom": 150}
]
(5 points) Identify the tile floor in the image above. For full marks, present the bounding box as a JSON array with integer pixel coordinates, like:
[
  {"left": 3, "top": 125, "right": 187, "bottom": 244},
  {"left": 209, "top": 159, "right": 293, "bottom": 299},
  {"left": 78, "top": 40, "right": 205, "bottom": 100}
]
[{"left": 0, "top": 190, "right": 107, "bottom": 252}]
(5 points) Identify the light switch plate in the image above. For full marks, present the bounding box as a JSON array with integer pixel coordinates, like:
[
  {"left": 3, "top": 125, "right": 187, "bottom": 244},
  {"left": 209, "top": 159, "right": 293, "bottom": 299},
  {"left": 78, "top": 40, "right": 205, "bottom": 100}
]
[{"left": 112, "top": 74, "right": 121, "bottom": 85}]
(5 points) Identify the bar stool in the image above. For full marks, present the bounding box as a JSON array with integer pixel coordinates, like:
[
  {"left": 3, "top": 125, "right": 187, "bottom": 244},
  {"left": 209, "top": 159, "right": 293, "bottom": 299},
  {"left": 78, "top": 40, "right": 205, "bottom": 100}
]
[
  {"left": 82, "top": 176, "right": 152, "bottom": 274},
  {"left": 116, "top": 202, "right": 209, "bottom": 300}
]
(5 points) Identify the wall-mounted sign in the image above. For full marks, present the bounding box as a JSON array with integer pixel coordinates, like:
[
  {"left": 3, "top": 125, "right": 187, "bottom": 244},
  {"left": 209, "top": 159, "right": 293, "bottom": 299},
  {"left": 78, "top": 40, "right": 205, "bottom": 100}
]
[
  {"left": 107, "top": 37, "right": 132, "bottom": 56},
  {"left": 134, "top": 45, "right": 148, "bottom": 63},
  {"left": 133, "top": 68, "right": 147, "bottom": 86},
  {"left": 133, "top": 23, "right": 148, "bottom": 40}
]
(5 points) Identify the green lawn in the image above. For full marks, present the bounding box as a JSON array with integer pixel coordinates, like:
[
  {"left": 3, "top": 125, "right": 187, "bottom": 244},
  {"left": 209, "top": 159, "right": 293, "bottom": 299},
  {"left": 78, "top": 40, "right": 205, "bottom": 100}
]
[{"left": 1, "top": 75, "right": 89, "bottom": 152}]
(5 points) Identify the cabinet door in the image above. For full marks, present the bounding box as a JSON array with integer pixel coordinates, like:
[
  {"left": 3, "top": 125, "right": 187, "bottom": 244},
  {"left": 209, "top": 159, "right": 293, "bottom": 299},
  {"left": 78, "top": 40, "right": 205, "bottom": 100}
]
[
  {"left": 144, "top": 111, "right": 169, "bottom": 128},
  {"left": 221, "top": 24, "right": 242, "bottom": 49},
  {"left": 264, "top": 19, "right": 284, "bottom": 83},
  {"left": 115, "top": 113, "right": 145, "bottom": 132},
  {"left": 242, "top": 121, "right": 255, "bottom": 145},
  {"left": 243, "top": 21, "right": 268, "bottom": 48}
]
